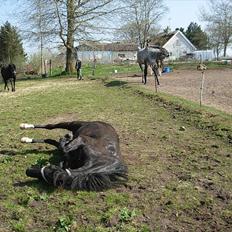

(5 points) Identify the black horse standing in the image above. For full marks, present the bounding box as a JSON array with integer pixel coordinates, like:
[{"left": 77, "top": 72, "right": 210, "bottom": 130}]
[
  {"left": 20, "top": 120, "right": 128, "bottom": 191},
  {"left": 1, "top": 64, "right": 16, "bottom": 92}
]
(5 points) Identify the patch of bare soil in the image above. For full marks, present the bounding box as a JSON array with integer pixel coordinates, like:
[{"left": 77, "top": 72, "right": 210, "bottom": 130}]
[
  {"left": 0, "top": 78, "right": 90, "bottom": 98},
  {"left": 120, "top": 69, "right": 232, "bottom": 114},
  {"left": 45, "top": 112, "right": 80, "bottom": 124}
]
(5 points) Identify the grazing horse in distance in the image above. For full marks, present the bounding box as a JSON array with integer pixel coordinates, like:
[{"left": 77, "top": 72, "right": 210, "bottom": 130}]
[
  {"left": 137, "top": 46, "right": 169, "bottom": 86},
  {"left": 20, "top": 120, "right": 128, "bottom": 191},
  {"left": 0, "top": 64, "right": 16, "bottom": 92}
]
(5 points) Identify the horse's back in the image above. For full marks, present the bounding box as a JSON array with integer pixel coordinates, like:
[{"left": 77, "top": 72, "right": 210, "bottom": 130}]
[
  {"left": 1, "top": 64, "right": 16, "bottom": 79},
  {"left": 74, "top": 121, "right": 116, "bottom": 136}
]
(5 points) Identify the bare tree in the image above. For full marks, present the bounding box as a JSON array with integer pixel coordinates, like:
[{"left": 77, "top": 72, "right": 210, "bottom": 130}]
[
  {"left": 19, "top": 0, "right": 53, "bottom": 76},
  {"left": 20, "top": 0, "right": 118, "bottom": 73},
  {"left": 200, "top": 0, "right": 232, "bottom": 57},
  {"left": 207, "top": 24, "right": 223, "bottom": 60},
  {"left": 117, "top": 0, "right": 167, "bottom": 48}
]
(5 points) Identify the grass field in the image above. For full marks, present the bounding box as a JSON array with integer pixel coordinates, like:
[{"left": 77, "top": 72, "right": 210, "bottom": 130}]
[{"left": 0, "top": 76, "right": 231, "bottom": 231}]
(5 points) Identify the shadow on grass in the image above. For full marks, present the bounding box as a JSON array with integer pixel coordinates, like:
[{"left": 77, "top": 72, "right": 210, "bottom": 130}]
[
  {"left": 12, "top": 149, "right": 64, "bottom": 193},
  {"left": 0, "top": 149, "right": 53, "bottom": 156},
  {"left": 104, "top": 80, "right": 127, "bottom": 87},
  {"left": 13, "top": 179, "right": 56, "bottom": 193}
]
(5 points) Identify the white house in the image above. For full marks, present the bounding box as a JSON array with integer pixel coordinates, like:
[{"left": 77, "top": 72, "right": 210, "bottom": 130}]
[
  {"left": 152, "top": 30, "right": 197, "bottom": 60},
  {"left": 76, "top": 41, "right": 138, "bottom": 63},
  {"left": 76, "top": 31, "right": 215, "bottom": 63}
]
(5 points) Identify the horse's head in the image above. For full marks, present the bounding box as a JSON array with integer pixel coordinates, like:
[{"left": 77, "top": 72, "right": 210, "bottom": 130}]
[
  {"left": 8, "top": 64, "right": 16, "bottom": 76},
  {"left": 160, "top": 47, "right": 169, "bottom": 59}
]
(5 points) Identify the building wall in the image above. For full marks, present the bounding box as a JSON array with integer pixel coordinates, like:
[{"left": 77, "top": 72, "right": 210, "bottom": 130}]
[
  {"left": 164, "top": 33, "right": 196, "bottom": 60},
  {"left": 193, "top": 50, "right": 215, "bottom": 61},
  {"left": 77, "top": 50, "right": 137, "bottom": 63}
]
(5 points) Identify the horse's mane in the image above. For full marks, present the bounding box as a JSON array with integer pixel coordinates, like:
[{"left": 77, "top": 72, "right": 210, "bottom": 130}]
[
  {"left": 43, "top": 161, "right": 128, "bottom": 191},
  {"left": 149, "top": 45, "right": 162, "bottom": 49}
]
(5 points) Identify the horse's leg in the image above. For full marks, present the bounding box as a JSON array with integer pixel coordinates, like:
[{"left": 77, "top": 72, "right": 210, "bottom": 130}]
[
  {"left": 13, "top": 78, "right": 16, "bottom": 92},
  {"left": 20, "top": 121, "right": 85, "bottom": 134},
  {"left": 4, "top": 80, "right": 9, "bottom": 91},
  {"left": 144, "top": 63, "right": 148, "bottom": 84},
  {"left": 21, "top": 137, "right": 60, "bottom": 148},
  {"left": 25, "top": 137, "right": 88, "bottom": 187},
  {"left": 9, "top": 79, "right": 14, "bottom": 92},
  {"left": 152, "top": 65, "right": 160, "bottom": 86},
  {"left": 157, "top": 60, "right": 162, "bottom": 77},
  {"left": 26, "top": 164, "right": 70, "bottom": 186},
  {"left": 139, "top": 63, "right": 144, "bottom": 83}
]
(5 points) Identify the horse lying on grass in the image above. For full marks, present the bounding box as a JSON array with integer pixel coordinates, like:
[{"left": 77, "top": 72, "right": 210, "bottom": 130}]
[
  {"left": 20, "top": 121, "right": 128, "bottom": 191},
  {"left": 1, "top": 64, "right": 16, "bottom": 92}
]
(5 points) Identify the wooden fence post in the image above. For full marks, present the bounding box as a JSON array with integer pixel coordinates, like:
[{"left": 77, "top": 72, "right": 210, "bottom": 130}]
[{"left": 197, "top": 63, "right": 207, "bottom": 107}]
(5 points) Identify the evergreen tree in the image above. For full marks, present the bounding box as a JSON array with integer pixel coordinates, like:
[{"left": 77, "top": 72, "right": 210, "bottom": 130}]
[
  {"left": 175, "top": 27, "right": 185, "bottom": 33},
  {"left": 185, "top": 22, "right": 208, "bottom": 49},
  {"left": 0, "top": 21, "right": 25, "bottom": 64}
]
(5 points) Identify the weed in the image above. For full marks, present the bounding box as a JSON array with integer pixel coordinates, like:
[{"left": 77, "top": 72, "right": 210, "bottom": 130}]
[
  {"left": 0, "top": 156, "right": 13, "bottom": 164},
  {"left": 12, "top": 219, "right": 26, "bottom": 232},
  {"left": 55, "top": 216, "right": 73, "bottom": 232},
  {"left": 119, "top": 207, "right": 136, "bottom": 223},
  {"left": 34, "top": 157, "right": 49, "bottom": 166}
]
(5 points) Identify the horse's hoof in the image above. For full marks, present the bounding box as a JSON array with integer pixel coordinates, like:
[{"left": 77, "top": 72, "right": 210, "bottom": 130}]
[
  {"left": 26, "top": 166, "right": 41, "bottom": 178},
  {"left": 21, "top": 137, "right": 33, "bottom": 143},
  {"left": 20, "top": 123, "right": 35, "bottom": 129}
]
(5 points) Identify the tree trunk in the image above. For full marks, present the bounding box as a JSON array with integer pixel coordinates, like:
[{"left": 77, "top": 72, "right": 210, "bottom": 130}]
[
  {"left": 223, "top": 38, "right": 229, "bottom": 57},
  {"left": 65, "top": 0, "right": 75, "bottom": 73},
  {"left": 66, "top": 46, "right": 74, "bottom": 73},
  {"left": 223, "top": 44, "right": 227, "bottom": 57}
]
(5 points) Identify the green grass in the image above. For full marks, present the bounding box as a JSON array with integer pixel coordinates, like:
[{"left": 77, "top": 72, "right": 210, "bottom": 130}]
[
  {"left": 15, "top": 61, "right": 231, "bottom": 82},
  {"left": 0, "top": 76, "right": 231, "bottom": 231},
  {"left": 169, "top": 61, "right": 232, "bottom": 70}
]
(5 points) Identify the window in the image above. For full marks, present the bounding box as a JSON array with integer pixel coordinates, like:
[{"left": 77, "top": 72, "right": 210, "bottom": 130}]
[{"left": 118, "top": 53, "right": 126, "bottom": 58}]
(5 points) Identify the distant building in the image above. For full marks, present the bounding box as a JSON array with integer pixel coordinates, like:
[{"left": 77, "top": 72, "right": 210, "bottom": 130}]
[
  {"left": 151, "top": 30, "right": 210, "bottom": 60},
  {"left": 76, "top": 41, "right": 138, "bottom": 63},
  {"left": 192, "top": 50, "right": 215, "bottom": 61}
]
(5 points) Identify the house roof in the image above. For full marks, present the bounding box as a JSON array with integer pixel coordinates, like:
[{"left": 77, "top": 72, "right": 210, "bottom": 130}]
[
  {"left": 77, "top": 41, "right": 138, "bottom": 52},
  {"left": 151, "top": 31, "right": 176, "bottom": 46},
  {"left": 151, "top": 30, "right": 197, "bottom": 50}
]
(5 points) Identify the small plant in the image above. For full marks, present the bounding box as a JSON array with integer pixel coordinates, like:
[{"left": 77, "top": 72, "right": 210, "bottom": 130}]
[
  {"left": 34, "top": 157, "right": 48, "bottom": 166},
  {"left": 119, "top": 207, "right": 136, "bottom": 223},
  {"left": 38, "top": 192, "right": 49, "bottom": 201},
  {"left": 55, "top": 216, "right": 73, "bottom": 232},
  {"left": 12, "top": 219, "right": 26, "bottom": 232},
  {"left": 1, "top": 156, "right": 13, "bottom": 164}
]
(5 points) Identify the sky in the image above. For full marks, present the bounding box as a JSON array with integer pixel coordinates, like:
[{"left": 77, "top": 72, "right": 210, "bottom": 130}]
[
  {"left": 161, "top": 0, "right": 208, "bottom": 31},
  {"left": 0, "top": 0, "right": 18, "bottom": 25},
  {"left": 0, "top": 0, "right": 208, "bottom": 29},
  {"left": 0, "top": 0, "right": 215, "bottom": 54}
]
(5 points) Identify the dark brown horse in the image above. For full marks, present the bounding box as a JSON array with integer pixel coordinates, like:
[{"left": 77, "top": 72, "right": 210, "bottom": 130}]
[
  {"left": 1, "top": 64, "right": 16, "bottom": 92},
  {"left": 20, "top": 120, "right": 128, "bottom": 191}
]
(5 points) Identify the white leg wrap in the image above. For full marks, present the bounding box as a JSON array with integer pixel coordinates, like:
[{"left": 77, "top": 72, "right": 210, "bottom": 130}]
[
  {"left": 41, "top": 166, "right": 49, "bottom": 183},
  {"left": 20, "top": 123, "right": 35, "bottom": 129},
  {"left": 21, "top": 137, "right": 33, "bottom": 143},
  {"left": 65, "top": 169, "right": 72, "bottom": 176}
]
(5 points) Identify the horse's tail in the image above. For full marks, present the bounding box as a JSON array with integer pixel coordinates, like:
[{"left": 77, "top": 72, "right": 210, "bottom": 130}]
[{"left": 47, "top": 161, "right": 128, "bottom": 191}]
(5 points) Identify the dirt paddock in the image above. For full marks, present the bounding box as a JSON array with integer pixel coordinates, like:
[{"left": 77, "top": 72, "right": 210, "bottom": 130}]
[{"left": 122, "top": 69, "right": 232, "bottom": 114}]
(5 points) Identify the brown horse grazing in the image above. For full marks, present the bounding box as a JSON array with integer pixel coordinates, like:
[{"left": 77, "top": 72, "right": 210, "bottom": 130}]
[
  {"left": 20, "top": 121, "right": 128, "bottom": 191},
  {"left": 1, "top": 64, "right": 16, "bottom": 92}
]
